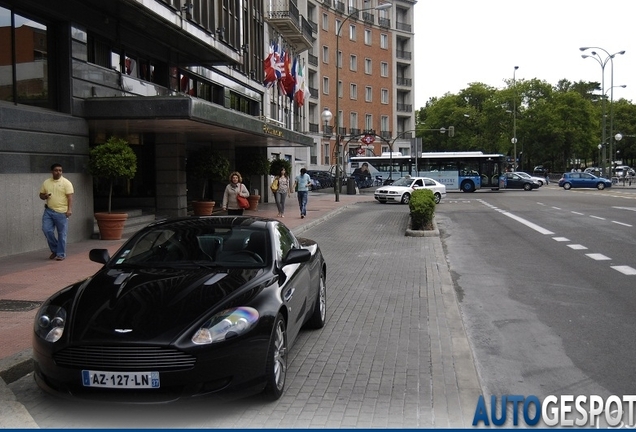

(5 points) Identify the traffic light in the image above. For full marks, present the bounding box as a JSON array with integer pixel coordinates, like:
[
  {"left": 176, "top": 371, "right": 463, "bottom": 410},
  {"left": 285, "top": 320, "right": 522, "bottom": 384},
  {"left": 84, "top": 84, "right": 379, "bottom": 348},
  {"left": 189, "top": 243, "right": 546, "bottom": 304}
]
[{"left": 448, "top": 126, "right": 455, "bottom": 137}]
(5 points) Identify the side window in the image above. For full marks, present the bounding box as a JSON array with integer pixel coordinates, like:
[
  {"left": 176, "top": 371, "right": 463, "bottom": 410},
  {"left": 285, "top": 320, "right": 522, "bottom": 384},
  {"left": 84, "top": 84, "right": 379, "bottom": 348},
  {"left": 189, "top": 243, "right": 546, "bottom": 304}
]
[
  {"left": 413, "top": 179, "right": 423, "bottom": 187},
  {"left": 274, "top": 224, "right": 298, "bottom": 261}
]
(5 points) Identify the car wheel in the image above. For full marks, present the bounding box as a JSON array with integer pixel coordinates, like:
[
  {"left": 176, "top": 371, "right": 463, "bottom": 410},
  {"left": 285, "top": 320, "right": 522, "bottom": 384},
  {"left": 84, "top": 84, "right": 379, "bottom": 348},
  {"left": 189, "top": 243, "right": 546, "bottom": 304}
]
[
  {"left": 433, "top": 193, "right": 441, "bottom": 204},
  {"left": 597, "top": 183, "right": 606, "bottom": 190},
  {"left": 263, "top": 314, "right": 287, "bottom": 400},
  {"left": 563, "top": 183, "right": 572, "bottom": 190},
  {"left": 305, "top": 271, "right": 326, "bottom": 329},
  {"left": 537, "top": 180, "right": 544, "bottom": 186},
  {"left": 523, "top": 183, "right": 532, "bottom": 191},
  {"left": 401, "top": 193, "right": 411, "bottom": 204}
]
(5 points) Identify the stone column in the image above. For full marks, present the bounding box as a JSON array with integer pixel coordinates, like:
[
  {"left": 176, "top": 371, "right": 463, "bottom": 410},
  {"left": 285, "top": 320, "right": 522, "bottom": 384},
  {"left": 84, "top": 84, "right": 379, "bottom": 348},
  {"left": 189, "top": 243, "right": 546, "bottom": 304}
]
[{"left": 155, "top": 135, "right": 187, "bottom": 218}]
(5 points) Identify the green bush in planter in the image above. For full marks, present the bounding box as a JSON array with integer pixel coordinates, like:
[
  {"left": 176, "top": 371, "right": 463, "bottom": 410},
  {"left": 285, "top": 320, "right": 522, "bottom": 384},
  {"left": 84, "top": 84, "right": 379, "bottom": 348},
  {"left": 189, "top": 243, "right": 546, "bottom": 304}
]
[
  {"left": 187, "top": 147, "right": 230, "bottom": 201},
  {"left": 89, "top": 136, "right": 137, "bottom": 213},
  {"left": 269, "top": 158, "right": 292, "bottom": 177},
  {"left": 409, "top": 189, "right": 436, "bottom": 230},
  {"left": 236, "top": 151, "right": 270, "bottom": 193}
]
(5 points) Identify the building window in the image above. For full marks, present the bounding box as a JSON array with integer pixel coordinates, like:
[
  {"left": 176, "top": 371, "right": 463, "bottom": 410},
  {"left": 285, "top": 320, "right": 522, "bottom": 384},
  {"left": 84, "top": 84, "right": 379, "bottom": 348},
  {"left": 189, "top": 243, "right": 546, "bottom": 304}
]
[
  {"left": 350, "top": 112, "right": 358, "bottom": 130},
  {"left": 322, "top": 13, "right": 329, "bottom": 30},
  {"left": 322, "top": 46, "right": 329, "bottom": 63},
  {"left": 1, "top": 7, "right": 54, "bottom": 109},
  {"left": 323, "top": 76, "right": 330, "bottom": 94},
  {"left": 350, "top": 55, "right": 357, "bottom": 71},
  {"left": 380, "top": 33, "right": 388, "bottom": 49},
  {"left": 365, "top": 86, "right": 372, "bottom": 102},
  {"left": 365, "top": 114, "right": 373, "bottom": 130},
  {"left": 364, "top": 29, "right": 372, "bottom": 45},
  {"left": 381, "top": 62, "right": 389, "bottom": 77},
  {"left": 350, "top": 83, "right": 357, "bottom": 100},
  {"left": 349, "top": 24, "right": 356, "bottom": 41},
  {"left": 381, "top": 88, "right": 389, "bottom": 104},
  {"left": 381, "top": 116, "right": 389, "bottom": 133},
  {"left": 364, "top": 58, "right": 372, "bottom": 74},
  {"left": 324, "top": 142, "right": 330, "bottom": 165},
  {"left": 335, "top": 19, "right": 341, "bottom": 35},
  {"left": 338, "top": 80, "right": 343, "bottom": 98}
]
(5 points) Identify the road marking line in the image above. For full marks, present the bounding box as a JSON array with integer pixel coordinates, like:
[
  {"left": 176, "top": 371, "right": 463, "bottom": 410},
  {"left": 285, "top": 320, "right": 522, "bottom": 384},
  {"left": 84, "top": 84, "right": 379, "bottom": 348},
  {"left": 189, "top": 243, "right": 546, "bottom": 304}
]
[
  {"left": 586, "top": 253, "right": 611, "bottom": 260},
  {"left": 612, "top": 221, "right": 632, "bottom": 227},
  {"left": 612, "top": 266, "right": 636, "bottom": 275},
  {"left": 568, "top": 244, "right": 588, "bottom": 250},
  {"left": 571, "top": 211, "right": 584, "bottom": 215},
  {"left": 553, "top": 237, "right": 570, "bottom": 242},
  {"left": 589, "top": 215, "right": 605, "bottom": 220}
]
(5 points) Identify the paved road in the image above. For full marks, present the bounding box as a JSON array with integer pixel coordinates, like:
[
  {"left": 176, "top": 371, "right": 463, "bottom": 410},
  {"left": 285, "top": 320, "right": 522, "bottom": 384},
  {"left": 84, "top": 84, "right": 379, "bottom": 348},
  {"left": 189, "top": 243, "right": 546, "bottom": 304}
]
[{"left": 1, "top": 192, "right": 482, "bottom": 428}]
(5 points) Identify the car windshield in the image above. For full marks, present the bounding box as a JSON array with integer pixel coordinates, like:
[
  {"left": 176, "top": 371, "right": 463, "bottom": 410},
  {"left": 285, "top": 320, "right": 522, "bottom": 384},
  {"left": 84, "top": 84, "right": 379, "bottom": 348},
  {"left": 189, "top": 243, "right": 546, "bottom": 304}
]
[
  {"left": 111, "top": 224, "right": 269, "bottom": 268},
  {"left": 390, "top": 177, "right": 415, "bottom": 187}
]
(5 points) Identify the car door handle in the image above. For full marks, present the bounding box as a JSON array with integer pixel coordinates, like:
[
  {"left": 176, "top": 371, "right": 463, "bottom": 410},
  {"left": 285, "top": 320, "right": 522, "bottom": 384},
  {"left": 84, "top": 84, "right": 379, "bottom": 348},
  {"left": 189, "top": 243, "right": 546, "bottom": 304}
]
[{"left": 284, "top": 288, "right": 295, "bottom": 302}]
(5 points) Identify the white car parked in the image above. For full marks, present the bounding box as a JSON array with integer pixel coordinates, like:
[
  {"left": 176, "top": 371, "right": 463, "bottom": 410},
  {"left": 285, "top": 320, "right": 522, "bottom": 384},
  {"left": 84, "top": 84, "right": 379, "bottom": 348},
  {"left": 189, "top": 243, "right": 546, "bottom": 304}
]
[{"left": 374, "top": 176, "right": 446, "bottom": 204}]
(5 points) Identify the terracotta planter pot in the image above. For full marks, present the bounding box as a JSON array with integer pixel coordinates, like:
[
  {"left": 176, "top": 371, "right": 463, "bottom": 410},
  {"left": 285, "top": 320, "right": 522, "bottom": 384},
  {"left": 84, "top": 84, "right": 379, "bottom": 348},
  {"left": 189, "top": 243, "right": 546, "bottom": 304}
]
[
  {"left": 247, "top": 195, "right": 260, "bottom": 211},
  {"left": 192, "top": 200, "right": 215, "bottom": 216},
  {"left": 94, "top": 212, "right": 128, "bottom": 240}
]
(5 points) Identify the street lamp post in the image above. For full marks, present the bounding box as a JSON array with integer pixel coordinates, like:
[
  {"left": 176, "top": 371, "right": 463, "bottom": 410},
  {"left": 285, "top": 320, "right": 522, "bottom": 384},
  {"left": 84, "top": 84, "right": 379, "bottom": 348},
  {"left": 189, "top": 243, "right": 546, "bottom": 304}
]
[
  {"left": 580, "top": 46, "right": 625, "bottom": 177},
  {"left": 328, "top": 2, "right": 392, "bottom": 202},
  {"left": 512, "top": 66, "right": 519, "bottom": 171}
]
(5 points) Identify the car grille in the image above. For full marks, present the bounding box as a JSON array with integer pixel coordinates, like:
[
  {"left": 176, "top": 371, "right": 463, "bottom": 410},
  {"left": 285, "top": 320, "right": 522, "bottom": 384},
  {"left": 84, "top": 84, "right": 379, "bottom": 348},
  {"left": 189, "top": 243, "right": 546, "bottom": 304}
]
[{"left": 54, "top": 346, "right": 196, "bottom": 371}]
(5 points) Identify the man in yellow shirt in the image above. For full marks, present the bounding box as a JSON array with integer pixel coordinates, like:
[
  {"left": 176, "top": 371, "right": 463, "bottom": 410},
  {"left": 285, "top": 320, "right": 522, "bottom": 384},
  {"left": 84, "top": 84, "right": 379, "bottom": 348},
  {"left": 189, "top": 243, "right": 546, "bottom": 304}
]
[{"left": 39, "top": 163, "right": 74, "bottom": 261}]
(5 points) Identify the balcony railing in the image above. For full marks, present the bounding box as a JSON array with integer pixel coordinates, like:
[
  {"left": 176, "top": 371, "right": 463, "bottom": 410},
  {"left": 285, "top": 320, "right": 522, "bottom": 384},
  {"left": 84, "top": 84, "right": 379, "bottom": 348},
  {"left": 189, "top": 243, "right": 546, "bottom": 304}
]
[
  {"left": 396, "top": 21, "right": 411, "bottom": 32},
  {"left": 309, "top": 123, "right": 319, "bottom": 133},
  {"left": 378, "top": 18, "right": 390, "bottom": 29},
  {"left": 396, "top": 50, "right": 412, "bottom": 60},
  {"left": 308, "top": 53, "right": 318, "bottom": 66},
  {"left": 396, "top": 77, "right": 412, "bottom": 87},
  {"left": 396, "top": 103, "right": 413, "bottom": 112},
  {"left": 265, "top": 0, "right": 312, "bottom": 51},
  {"left": 349, "top": 128, "right": 361, "bottom": 136},
  {"left": 362, "top": 12, "right": 375, "bottom": 24},
  {"left": 309, "top": 87, "right": 319, "bottom": 98}
]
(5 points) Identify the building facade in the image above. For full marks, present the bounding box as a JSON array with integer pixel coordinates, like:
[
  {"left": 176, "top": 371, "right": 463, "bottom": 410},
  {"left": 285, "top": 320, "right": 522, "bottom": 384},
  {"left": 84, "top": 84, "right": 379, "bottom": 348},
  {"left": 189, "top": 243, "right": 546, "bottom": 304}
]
[{"left": 0, "top": 0, "right": 415, "bottom": 257}]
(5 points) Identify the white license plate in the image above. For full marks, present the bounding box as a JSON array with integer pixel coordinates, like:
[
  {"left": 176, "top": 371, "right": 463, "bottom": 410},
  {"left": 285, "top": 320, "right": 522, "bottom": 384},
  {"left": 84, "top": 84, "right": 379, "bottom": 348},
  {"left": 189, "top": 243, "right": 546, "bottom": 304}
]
[{"left": 82, "top": 370, "right": 160, "bottom": 388}]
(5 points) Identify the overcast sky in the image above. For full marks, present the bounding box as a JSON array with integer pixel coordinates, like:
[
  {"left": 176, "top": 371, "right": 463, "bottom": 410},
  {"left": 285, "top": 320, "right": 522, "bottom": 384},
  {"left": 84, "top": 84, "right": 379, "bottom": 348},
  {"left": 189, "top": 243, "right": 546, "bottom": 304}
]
[{"left": 413, "top": 0, "right": 636, "bottom": 110}]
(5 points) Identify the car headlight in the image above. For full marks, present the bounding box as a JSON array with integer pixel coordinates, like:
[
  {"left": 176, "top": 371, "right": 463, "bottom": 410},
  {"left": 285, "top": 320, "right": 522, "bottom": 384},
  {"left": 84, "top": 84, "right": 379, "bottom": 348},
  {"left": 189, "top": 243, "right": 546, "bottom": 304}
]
[
  {"left": 34, "top": 305, "right": 67, "bottom": 343},
  {"left": 192, "top": 307, "right": 259, "bottom": 345}
]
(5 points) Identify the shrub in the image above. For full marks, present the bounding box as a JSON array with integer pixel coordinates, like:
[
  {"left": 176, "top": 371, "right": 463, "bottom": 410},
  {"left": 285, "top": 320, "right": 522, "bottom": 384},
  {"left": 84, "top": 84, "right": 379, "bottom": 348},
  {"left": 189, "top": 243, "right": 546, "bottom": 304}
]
[
  {"left": 409, "top": 189, "right": 436, "bottom": 230},
  {"left": 269, "top": 158, "right": 292, "bottom": 177},
  {"left": 186, "top": 147, "right": 230, "bottom": 200},
  {"left": 89, "top": 136, "right": 137, "bottom": 213}
]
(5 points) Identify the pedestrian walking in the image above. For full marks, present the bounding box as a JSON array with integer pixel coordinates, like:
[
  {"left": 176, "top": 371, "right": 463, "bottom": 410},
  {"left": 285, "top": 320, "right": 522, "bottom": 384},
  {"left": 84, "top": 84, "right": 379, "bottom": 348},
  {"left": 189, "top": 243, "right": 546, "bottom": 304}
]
[
  {"left": 39, "top": 163, "right": 74, "bottom": 261},
  {"left": 272, "top": 167, "right": 291, "bottom": 217},
  {"left": 222, "top": 171, "right": 250, "bottom": 215},
  {"left": 294, "top": 168, "right": 311, "bottom": 219}
]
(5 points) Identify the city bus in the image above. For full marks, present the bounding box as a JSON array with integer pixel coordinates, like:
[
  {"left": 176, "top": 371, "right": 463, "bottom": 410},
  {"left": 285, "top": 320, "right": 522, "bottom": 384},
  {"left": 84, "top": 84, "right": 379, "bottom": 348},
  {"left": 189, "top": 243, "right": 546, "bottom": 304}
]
[{"left": 348, "top": 151, "right": 506, "bottom": 192}]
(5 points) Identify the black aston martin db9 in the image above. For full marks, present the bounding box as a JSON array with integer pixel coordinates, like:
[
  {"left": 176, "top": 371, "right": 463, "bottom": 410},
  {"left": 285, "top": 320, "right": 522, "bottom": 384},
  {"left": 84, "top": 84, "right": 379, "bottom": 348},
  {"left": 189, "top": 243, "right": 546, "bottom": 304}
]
[{"left": 32, "top": 216, "right": 326, "bottom": 402}]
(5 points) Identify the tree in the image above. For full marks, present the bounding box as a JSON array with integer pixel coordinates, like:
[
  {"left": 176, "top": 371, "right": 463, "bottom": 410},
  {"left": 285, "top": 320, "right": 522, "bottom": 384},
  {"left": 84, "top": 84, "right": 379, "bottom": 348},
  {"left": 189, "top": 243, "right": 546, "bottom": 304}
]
[
  {"left": 187, "top": 147, "right": 230, "bottom": 201},
  {"left": 89, "top": 136, "right": 137, "bottom": 213}
]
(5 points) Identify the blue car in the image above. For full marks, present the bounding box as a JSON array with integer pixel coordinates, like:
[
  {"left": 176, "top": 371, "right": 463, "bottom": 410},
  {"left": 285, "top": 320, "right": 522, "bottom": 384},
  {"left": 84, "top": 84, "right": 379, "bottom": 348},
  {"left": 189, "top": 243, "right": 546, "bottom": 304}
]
[{"left": 558, "top": 172, "right": 612, "bottom": 190}]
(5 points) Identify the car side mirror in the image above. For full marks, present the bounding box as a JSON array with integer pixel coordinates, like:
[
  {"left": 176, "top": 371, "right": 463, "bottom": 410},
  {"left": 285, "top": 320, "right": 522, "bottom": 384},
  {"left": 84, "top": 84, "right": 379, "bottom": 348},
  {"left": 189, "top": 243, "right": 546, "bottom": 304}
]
[
  {"left": 89, "top": 248, "right": 110, "bottom": 264},
  {"left": 283, "top": 248, "right": 311, "bottom": 265}
]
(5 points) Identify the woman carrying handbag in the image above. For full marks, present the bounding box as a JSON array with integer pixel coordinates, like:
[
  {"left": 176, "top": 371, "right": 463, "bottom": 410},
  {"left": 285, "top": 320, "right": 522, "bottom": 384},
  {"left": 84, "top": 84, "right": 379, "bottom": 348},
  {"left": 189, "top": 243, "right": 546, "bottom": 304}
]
[
  {"left": 222, "top": 171, "right": 250, "bottom": 215},
  {"left": 271, "top": 167, "right": 291, "bottom": 217}
]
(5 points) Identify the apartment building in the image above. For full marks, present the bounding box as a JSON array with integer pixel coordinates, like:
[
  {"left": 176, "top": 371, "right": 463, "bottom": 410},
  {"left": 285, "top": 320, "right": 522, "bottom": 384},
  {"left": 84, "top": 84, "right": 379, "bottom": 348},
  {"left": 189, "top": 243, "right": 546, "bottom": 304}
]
[{"left": 0, "top": 0, "right": 415, "bottom": 256}]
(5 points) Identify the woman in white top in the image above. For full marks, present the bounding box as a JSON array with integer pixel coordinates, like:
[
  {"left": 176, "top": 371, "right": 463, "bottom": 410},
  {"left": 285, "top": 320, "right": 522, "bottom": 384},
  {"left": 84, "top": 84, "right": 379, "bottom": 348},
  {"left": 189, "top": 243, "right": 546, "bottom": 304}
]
[{"left": 273, "top": 167, "right": 291, "bottom": 217}]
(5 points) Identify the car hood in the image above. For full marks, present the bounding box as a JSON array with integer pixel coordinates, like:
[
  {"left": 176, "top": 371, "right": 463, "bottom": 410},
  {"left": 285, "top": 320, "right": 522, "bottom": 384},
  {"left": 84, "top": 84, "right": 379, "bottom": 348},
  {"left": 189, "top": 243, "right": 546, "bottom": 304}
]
[{"left": 63, "top": 266, "right": 269, "bottom": 344}]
